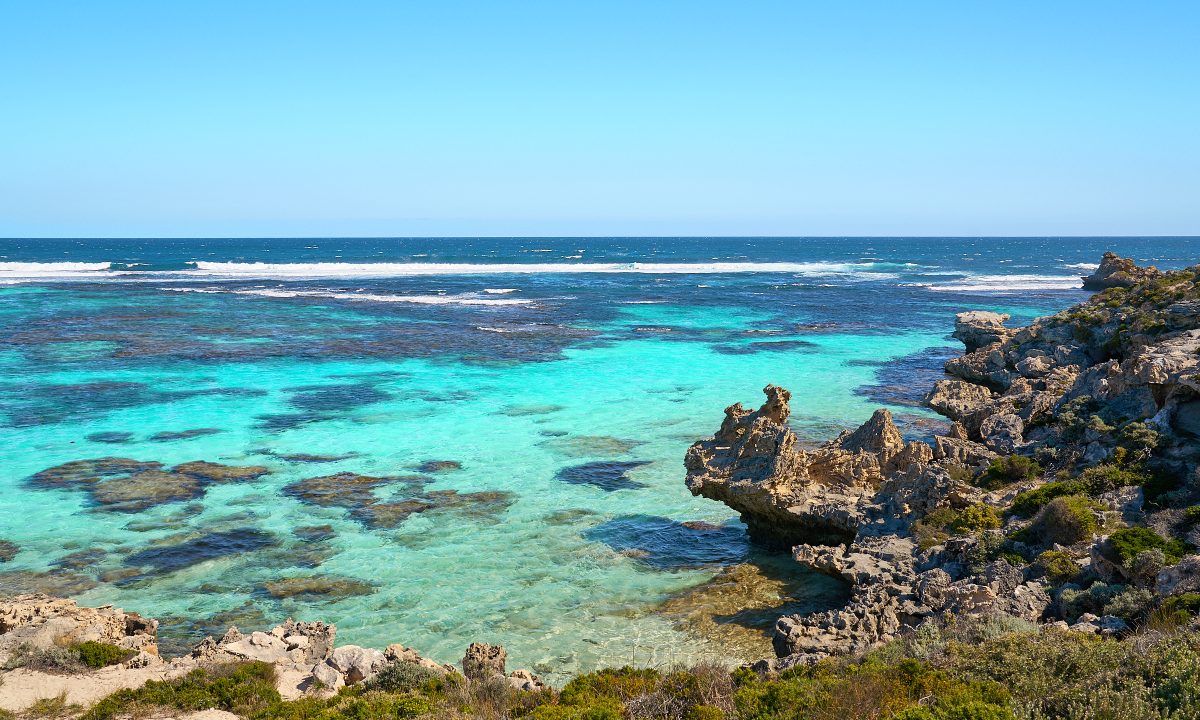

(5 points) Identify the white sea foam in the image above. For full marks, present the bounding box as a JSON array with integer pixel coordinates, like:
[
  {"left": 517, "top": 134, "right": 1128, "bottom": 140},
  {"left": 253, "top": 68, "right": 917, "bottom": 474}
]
[
  {"left": 483, "top": 288, "right": 519, "bottom": 294},
  {"left": 179, "top": 261, "right": 903, "bottom": 278},
  {"left": 0, "top": 262, "right": 111, "bottom": 279},
  {"left": 233, "top": 288, "right": 531, "bottom": 306},
  {"left": 916, "top": 274, "right": 1084, "bottom": 293},
  {"left": 1064, "top": 262, "right": 1100, "bottom": 271}
]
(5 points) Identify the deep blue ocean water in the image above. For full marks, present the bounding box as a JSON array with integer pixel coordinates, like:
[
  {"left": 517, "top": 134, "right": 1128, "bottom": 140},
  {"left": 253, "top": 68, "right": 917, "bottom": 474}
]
[{"left": 1, "top": 236, "right": 1195, "bottom": 678}]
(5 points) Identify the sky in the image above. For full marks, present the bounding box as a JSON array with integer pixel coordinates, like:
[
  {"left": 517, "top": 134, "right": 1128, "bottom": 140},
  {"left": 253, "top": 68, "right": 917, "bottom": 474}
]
[{"left": 1, "top": 1, "right": 1197, "bottom": 237}]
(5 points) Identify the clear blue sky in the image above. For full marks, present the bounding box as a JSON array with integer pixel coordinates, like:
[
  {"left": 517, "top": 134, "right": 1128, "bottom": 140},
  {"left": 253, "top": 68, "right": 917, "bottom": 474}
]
[{"left": 1, "top": 1, "right": 1197, "bottom": 237}]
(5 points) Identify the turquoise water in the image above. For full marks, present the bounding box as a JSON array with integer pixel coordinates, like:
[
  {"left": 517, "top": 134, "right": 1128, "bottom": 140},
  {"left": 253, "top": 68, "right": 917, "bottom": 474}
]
[{"left": 1, "top": 237, "right": 1194, "bottom": 679}]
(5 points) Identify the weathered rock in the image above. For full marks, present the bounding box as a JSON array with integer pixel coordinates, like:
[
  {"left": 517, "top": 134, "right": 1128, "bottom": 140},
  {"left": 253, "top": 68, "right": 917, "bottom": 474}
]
[
  {"left": 926, "top": 380, "right": 994, "bottom": 422},
  {"left": 1069, "top": 613, "right": 1129, "bottom": 636},
  {"left": 507, "top": 668, "right": 548, "bottom": 692},
  {"left": 1157, "top": 555, "right": 1200, "bottom": 596},
  {"left": 329, "top": 645, "right": 387, "bottom": 685},
  {"left": 0, "top": 595, "right": 159, "bottom": 661},
  {"left": 385, "top": 643, "right": 458, "bottom": 674},
  {"left": 979, "top": 413, "right": 1024, "bottom": 453},
  {"left": 1081, "top": 252, "right": 1161, "bottom": 290},
  {"left": 953, "top": 311, "right": 1015, "bottom": 352},
  {"left": 462, "top": 642, "right": 507, "bottom": 681}
]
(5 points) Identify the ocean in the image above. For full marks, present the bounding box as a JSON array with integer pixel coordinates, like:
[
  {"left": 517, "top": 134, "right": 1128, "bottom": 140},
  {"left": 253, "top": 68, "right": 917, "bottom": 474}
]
[{"left": 0, "top": 236, "right": 1194, "bottom": 680}]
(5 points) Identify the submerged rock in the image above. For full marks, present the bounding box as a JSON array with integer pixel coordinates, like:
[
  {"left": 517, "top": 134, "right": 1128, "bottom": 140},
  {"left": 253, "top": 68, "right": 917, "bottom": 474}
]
[
  {"left": 91, "top": 470, "right": 204, "bottom": 512},
  {"left": 417, "top": 460, "right": 463, "bottom": 473},
  {"left": 149, "top": 428, "right": 224, "bottom": 442},
  {"left": 540, "top": 435, "right": 644, "bottom": 457},
  {"left": 123, "top": 528, "right": 279, "bottom": 576},
  {"left": 284, "top": 472, "right": 422, "bottom": 508},
  {"left": 0, "top": 540, "right": 19, "bottom": 563},
  {"left": 0, "top": 571, "right": 99, "bottom": 597},
  {"left": 556, "top": 460, "right": 651, "bottom": 491},
  {"left": 261, "top": 576, "right": 376, "bottom": 600},
  {"left": 86, "top": 431, "right": 135, "bottom": 444}
]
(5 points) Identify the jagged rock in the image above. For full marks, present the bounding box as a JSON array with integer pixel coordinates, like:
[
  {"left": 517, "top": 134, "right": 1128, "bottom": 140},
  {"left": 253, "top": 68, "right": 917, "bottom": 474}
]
[
  {"left": 1069, "top": 613, "right": 1129, "bottom": 636},
  {"left": 1081, "top": 252, "right": 1161, "bottom": 290},
  {"left": 686, "top": 388, "right": 937, "bottom": 548},
  {"left": 384, "top": 643, "right": 458, "bottom": 674},
  {"left": 0, "top": 594, "right": 158, "bottom": 660},
  {"left": 507, "top": 668, "right": 548, "bottom": 692},
  {"left": 953, "top": 311, "right": 1015, "bottom": 352},
  {"left": 979, "top": 413, "right": 1024, "bottom": 453},
  {"left": 1157, "top": 555, "right": 1200, "bottom": 596},
  {"left": 462, "top": 642, "right": 507, "bottom": 681},
  {"left": 926, "top": 380, "right": 995, "bottom": 422},
  {"left": 310, "top": 661, "right": 344, "bottom": 691},
  {"left": 329, "top": 645, "right": 387, "bottom": 685},
  {"left": 933, "top": 435, "right": 997, "bottom": 467}
]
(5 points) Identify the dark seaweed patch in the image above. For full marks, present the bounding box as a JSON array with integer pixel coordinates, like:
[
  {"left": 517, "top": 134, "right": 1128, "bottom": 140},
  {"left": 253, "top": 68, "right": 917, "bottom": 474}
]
[
  {"left": 149, "top": 428, "right": 224, "bottom": 442},
  {"left": 286, "top": 384, "right": 391, "bottom": 412},
  {"left": 555, "top": 460, "right": 651, "bottom": 491},
  {"left": 87, "top": 431, "right": 135, "bottom": 444},
  {"left": 711, "top": 339, "right": 820, "bottom": 356},
  {"left": 122, "top": 528, "right": 278, "bottom": 576},
  {"left": 583, "top": 515, "right": 749, "bottom": 570}
]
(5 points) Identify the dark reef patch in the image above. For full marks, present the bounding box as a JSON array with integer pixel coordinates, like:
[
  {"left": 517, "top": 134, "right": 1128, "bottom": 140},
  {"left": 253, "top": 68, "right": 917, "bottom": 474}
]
[
  {"left": 284, "top": 472, "right": 427, "bottom": 509},
  {"left": 122, "top": 528, "right": 279, "bottom": 577},
  {"left": 711, "top": 339, "right": 820, "bottom": 355},
  {"left": 584, "top": 515, "right": 750, "bottom": 570},
  {"left": 852, "top": 345, "right": 960, "bottom": 409},
  {"left": 540, "top": 435, "right": 644, "bottom": 458},
  {"left": 555, "top": 461, "right": 652, "bottom": 491},
  {"left": 53, "top": 548, "right": 107, "bottom": 571},
  {"left": 86, "top": 431, "right": 135, "bottom": 444},
  {"left": 254, "top": 449, "right": 361, "bottom": 463},
  {"left": 286, "top": 383, "right": 392, "bottom": 413},
  {"left": 27, "top": 457, "right": 270, "bottom": 512},
  {"left": 417, "top": 460, "right": 463, "bottom": 473},
  {"left": 0, "top": 540, "right": 20, "bottom": 563},
  {"left": 149, "top": 428, "right": 224, "bottom": 442},
  {"left": 0, "top": 570, "right": 99, "bottom": 596},
  {"left": 260, "top": 576, "right": 376, "bottom": 600},
  {"left": 294, "top": 525, "right": 337, "bottom": 543}
]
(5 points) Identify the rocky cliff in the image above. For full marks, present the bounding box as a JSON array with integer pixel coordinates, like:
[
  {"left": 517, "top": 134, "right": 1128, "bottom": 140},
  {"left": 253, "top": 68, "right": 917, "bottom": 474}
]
[{"left": 686, "top": 253, "right": 1200, "bottom": 668}]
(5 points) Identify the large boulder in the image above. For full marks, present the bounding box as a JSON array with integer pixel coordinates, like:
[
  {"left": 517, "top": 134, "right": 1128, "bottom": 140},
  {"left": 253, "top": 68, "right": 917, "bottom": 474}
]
[
  {"left": 1081, "top": 252, "right": 1161, "bottom": 290},
  {"left": 953, "top": 311, "right": 1015, "bottom": 352}
]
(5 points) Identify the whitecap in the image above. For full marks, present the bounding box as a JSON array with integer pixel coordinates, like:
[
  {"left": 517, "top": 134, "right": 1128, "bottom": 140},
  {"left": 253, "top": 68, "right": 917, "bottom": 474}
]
[{"left": 918, "top": 274, "right": 1084, "bottom": 293}]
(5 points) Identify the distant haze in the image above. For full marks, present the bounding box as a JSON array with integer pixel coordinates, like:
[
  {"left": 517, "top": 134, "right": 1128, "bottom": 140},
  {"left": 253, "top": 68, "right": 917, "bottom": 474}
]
[{"left": 1, "top": 2, "right": 1197, "bottom": 237}]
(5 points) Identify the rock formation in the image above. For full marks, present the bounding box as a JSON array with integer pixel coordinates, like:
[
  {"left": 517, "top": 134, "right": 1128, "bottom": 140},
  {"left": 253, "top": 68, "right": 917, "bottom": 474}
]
[
  {"left": 1081, "top": 251, "right": 1161, "bottom": 290},
  {"left": 688, "top": 255, "right": 1200, "bottom": 668},
  {"left": 0, "top": 594, "right": 543, "bottom": 713}
]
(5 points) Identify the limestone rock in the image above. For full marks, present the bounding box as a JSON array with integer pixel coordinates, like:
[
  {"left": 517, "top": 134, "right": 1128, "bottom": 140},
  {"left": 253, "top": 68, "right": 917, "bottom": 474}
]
[
  {"left": 462, "top": 642, "right": 507, "bottom": 681},
  {"left": 329, "top": 645, "right": 387, "bottom": 685},
  {"left": 0, "top": 594, "right": 158, "bottom": 661},
  {"left": 953, "top": 311, "right": 1015, "bottom": 352},
  {"left": 979, "top": 413, "right": 1024, "bottom": 453},
  {"left": 926, "top": 380, "right": 994, "bottom": 422},
  {"left": 1081, "top": 252, "right": 1160, "bottom": 290},
  {"left": 1157, "top": 555, "right": 1200, "bottom": 596}
]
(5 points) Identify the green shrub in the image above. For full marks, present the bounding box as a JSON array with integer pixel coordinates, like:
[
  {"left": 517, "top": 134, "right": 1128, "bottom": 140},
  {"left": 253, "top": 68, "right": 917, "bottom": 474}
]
[
  {"left": 559, "top": 666, "right": 663, "bottom": 706},
  {"left": 949, "top": 505, "right": 1002, "bottom": 533},
  {"left": 366, "top": 661, "right": 442, "bottom": 693},
  {"left": 1027, "top": 495, "right": 1097, "bottom": 546},
  {"left": 1033, "top": 551, "right": 1078, "bottom": 584},
  {"left": 74, "top": 642, "right": 135, "bottom": 669},
  {"left": 1009, "top": 480, "right": 1087, "bottom": 518},
  {"left": 684, "top": 705, "right": 726, "bottom": 720},
  {"left": 1161, "top": 593, "right": 1200, "bottom": 618},
  {"left": 1080, "top": 463, "right": 1152, "bottom": 493},
  {"left": 1060, "top": 583, "right": 1126, "bottom": 620},
  {"left": 1183, "top": 505, "right": 1200, "bottom": 527},
  {"left": 1107, "top": 527, "right": 1193, "bottom": 565},
  {"left": 1102, "top": 587, "right": 1156, "bottom": 623},
  {"left": 981, "top": 456, "right": 1042, "bottom": 490},
  {"left": 83, "top": 662, "right": 280, "bottom": 720}
]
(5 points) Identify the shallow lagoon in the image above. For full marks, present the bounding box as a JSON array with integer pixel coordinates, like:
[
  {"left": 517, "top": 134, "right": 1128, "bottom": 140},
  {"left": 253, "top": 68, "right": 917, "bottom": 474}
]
[{"left": 1, "top": 236, "right": 1192, "bottom": 680}]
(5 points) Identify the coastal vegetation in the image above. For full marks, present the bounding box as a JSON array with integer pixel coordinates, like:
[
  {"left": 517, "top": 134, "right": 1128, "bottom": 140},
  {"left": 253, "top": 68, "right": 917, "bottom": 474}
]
[{"left": 53, "top": 618, "right": 1200, "bottom": 720}]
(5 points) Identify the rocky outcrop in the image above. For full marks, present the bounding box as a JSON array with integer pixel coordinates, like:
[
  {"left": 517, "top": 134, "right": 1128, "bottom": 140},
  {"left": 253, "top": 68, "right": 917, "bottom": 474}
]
[
  {"left": 0, "top": 594, "right": 158, "bottom": 662},
  {"left": 685, "top": 387, "right": 943, "bottom": 548},
  {"left": 688, "top": 255, "right": 1200, "bottom": 668},
  {"left": 0, "top": 595, "right": 542, "bottom": 713},
  {"left": 953, "top": 311, "right": 1016, "bottom": 353},
  {"left": 1081, "top": 251, "right": 1161, "bottom": 290}
]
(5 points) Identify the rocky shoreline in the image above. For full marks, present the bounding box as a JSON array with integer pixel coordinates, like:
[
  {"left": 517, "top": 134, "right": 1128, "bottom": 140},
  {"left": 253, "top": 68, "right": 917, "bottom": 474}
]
[
  {"left": 686, "top": 251, "right": 1200, "bottom": 668},
  {"left": 3, "top": 252, "right": 1199, "bottom": 718}
]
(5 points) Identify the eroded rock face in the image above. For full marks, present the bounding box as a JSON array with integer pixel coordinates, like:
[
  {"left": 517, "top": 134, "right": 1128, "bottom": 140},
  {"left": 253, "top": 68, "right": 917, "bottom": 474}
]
[
  {"left": 0, "top": 594, "right": 159, "bottom": 661},
  {"left": 685, "top": 387, "right": 940, "bottom": 548},
  {"left": 953, "top": 312, "right": 1016, "bottom": 353},
  {"left": 1082, "top": 251, "right": 1161, "bottom": 290},
  {"left": 462, "top": 642, "right": 507, "bottom": 681}
]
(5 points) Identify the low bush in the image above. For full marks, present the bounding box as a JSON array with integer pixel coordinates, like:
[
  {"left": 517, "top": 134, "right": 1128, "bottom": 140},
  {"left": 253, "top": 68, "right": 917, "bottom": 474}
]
[
  {"left": 74, "top": 641, "right": 135, "bottom": 669},
  {"left": 1107, "top": 527, "right": 1193, "bottom": 566},
  {"left": 83, "top": 662, "right": 280, "bottom": 720},
  {"left": 1026, "top": 495, "right": 1097, "bottom": 546},
  {"left": 366, "top": 661, "right": 443, "bottom": 693},
  {"left": 1032, "top": 551, "right": 1078, "bottom": 585},
  {"left": 1009, "top": 480, "right": 1087, "bottom": 518},
  {"left": 1183, "top": 505, "right": 1200, "bottom": 527},
  {"left": 980, "top": 456, "right": 1042, "bottom": 490},
  {"left": 949, "top": 505, "right": 1002, "bottom": 534}
]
